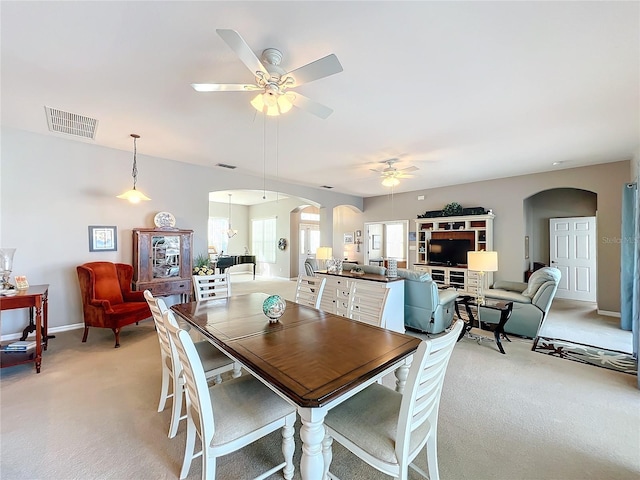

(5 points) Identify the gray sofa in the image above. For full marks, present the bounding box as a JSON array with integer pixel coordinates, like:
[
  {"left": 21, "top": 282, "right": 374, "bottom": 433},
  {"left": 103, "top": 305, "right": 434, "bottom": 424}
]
[
  {"left": 342, "top": 262, "right": 387, "bottom": 276},
  {"left": 396, "top": 268, "right": 458, "bottom": 334},
  {"left": 480, "top": 267, "right": 561, "bottom": 338}
]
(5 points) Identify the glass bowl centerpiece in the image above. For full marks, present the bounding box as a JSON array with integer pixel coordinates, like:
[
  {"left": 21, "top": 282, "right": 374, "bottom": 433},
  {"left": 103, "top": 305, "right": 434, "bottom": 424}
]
[{"left": 262, "top": 295, "right": 286, "bottom": 323}]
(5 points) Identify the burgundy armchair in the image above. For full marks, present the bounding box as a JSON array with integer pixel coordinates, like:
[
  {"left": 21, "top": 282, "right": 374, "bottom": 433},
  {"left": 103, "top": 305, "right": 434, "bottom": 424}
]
[{"left": 77, "top": 262, "right": 151, "bottom": 347}]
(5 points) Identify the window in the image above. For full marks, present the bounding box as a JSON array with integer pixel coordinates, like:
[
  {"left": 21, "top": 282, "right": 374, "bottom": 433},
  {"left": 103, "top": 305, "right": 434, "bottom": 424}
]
[
  {"left": 301, "top": 212, "right": 320, "bottom": 222},
  {"left": 252, "top": 218, "right": 277, "bottom": 263},
  {"left": 208, "top": 217, "right": 229, "bottom": 254}
]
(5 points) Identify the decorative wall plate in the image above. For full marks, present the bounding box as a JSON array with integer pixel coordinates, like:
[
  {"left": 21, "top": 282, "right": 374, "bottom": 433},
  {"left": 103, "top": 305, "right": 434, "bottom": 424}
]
[
  {"left": 278, "top": 238, "right": 287, "bottom": 251},
  {"left": 154, "top": 211, "right": 176, "bottom": 228}
]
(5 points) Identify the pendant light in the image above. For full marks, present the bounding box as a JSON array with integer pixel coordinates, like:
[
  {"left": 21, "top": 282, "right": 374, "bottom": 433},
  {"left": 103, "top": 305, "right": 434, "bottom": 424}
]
[
  {"left": 117, "top": 134, "right": 151, "bottom": 203},
  {"left": 227, "top": 194, "right": 238, "bottom": 238}
]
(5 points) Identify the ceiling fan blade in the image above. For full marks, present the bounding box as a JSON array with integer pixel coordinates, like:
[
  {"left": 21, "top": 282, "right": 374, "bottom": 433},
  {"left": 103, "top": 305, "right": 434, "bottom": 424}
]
[
  {"left": 286, "top": 54, "right": 343, "bottom": 87},
  {"left": 397, "top": 174, "right": 416, "bottom": 179},
  {"left": 400, "top": 166, "right": 419, "bottom": 173},
  {"left": 290, "top": 93, "right": 334, "bottom": 119},
  {"left": 191, "top": 83, "right": 261, "bottom": 92},
  {"left": 216, "top": 29, "right": 268, "bottom": 76}
]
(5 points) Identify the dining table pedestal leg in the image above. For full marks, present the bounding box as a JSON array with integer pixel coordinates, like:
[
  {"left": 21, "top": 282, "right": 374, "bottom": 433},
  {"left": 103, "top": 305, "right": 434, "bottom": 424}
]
[
  {"left": 299, "top": 407, "right": 328, "bottom": 480},
  {"left": 394, "top": 358, "right": 412, "bottom": 393}
]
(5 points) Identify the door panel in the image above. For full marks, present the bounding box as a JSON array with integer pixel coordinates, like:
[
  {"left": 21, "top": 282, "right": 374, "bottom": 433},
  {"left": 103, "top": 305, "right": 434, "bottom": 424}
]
[{"left": 550, "top": 217, "right": 596, "bottom": 301}]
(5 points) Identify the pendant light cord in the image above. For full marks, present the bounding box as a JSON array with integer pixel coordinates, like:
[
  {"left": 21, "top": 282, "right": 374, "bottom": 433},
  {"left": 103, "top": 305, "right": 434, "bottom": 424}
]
[
  {"left": 276, "top": 117, "right": 279, "bottom": 202},
  {"left": 131, "top": 134, "right": 139, "bottom": 189},
  {"left": 263, "top": 114, "right": 266, "bottom": 199}
]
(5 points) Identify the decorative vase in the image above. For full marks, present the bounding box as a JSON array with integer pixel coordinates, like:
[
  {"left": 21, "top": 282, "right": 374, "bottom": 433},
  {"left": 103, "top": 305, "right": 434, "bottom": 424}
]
[
  {"left": 263, "top": 295, "right": 286, "bottom": 323},
  {"left": 0, "top": 248, "right": 16, "bottom": 290}
]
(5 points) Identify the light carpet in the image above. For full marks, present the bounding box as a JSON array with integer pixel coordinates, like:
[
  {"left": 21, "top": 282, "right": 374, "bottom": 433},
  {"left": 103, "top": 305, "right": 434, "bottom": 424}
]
[{"left": 1, "top": 274, "right": 639, "bottom": 479}]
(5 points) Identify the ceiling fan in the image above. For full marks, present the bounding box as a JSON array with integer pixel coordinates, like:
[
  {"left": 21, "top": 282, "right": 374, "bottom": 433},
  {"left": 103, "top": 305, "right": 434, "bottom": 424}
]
[
  {"left": 370, "top": 159, "right": 419, "bottom": 187},
  {"left": 191, "top": 29, "right": 343, "bottom": 119}
]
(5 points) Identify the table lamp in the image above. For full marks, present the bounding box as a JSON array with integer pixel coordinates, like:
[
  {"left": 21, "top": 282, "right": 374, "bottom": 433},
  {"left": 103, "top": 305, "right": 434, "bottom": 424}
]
[
  {"left": 316, "top": 246, "right": 333, "bottom": 271},
  {"left": 467, "top": 250, "right": 498, "bottom": 305}
]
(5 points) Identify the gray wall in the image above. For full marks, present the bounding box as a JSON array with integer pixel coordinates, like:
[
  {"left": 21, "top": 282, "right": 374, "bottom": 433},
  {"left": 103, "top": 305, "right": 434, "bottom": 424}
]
[
  {"left": 0, "top": 128, "right": 362, "bottom": 336},
  {"left": 0, "top": 126, "right": 631, "bottom": 337},
  {"left": 361, "top": 161, "right": 630, "bottom": 312}
]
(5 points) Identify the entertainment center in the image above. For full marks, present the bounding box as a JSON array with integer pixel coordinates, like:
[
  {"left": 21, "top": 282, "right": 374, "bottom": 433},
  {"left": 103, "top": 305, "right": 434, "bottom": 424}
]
[{"left": 414, "top": 213, "right": 494, "bottom": 294}]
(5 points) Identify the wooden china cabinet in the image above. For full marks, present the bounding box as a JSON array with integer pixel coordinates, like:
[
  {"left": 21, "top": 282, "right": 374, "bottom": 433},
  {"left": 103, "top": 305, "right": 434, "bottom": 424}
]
[{"left": 132, "top": 228, "right": 193, "bottom": 300}]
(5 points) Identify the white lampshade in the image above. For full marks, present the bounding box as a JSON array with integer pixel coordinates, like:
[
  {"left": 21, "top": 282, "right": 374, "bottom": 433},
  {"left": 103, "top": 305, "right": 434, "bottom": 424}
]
[
  {"left": 381, "top": 176, "right": 400, "bottom": 187},
  {"left": 316, "top": 247, "right": 333, "bottom": 261},
  {"left": 116, "top": 188, "right": 151, "bottom": 203},
  {"left": 467, "top": 251, "right": 498, "bottom": 272},
  {"left": 251, "top": 92, "right": 294, "bottom": 116}
]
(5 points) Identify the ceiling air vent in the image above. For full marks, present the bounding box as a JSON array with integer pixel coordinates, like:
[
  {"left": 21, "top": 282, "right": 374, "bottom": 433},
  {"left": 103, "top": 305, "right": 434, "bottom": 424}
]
[
  {"left": 45, "top": 106, "right": 98, "bottom": 139},
  {"left": 216, "top": 163, "right": 237, "bottom": 169}
]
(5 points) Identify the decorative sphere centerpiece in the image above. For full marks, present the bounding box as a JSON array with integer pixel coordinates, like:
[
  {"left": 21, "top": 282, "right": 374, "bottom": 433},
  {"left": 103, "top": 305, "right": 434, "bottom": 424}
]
[{"left": 262, "top": 295, "right": 286, "bottom": 323}]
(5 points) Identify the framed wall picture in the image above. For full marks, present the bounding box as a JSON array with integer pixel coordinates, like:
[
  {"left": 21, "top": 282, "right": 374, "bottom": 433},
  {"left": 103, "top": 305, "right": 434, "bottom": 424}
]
[
  {"left": 89, "top": 226, "right": 118, "bottom": 252},
  {"left": 343, "top": 232, "right": 354, "bottom": 244}
]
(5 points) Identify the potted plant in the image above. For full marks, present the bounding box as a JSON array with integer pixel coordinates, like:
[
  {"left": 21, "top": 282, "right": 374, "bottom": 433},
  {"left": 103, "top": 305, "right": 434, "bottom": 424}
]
[
  {"left": 442, "top": 202, "right": 463, "bottom": 217},
  {"left": 193, "top": 253, "right": 214, "bottom": 276}
]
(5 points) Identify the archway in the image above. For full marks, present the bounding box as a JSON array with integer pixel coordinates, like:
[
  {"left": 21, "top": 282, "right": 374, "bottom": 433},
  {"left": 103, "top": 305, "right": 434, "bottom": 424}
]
[{"left": 524, "top": 187, "right": 598, "bottom": 301}]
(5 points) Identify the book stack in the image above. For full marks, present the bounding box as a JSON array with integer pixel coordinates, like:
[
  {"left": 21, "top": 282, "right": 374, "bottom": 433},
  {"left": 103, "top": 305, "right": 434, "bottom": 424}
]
[{"left": 2, "top": 340, "right": 37, "bottom": 352}]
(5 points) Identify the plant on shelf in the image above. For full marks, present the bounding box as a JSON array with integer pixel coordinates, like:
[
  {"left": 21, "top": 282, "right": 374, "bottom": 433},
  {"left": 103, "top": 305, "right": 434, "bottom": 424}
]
[
  {"left": 442, "top": 202, "right": 463, "bottom": 217},
  {"left": 193, "top": 253, "right": 214, "bottom": 276}
]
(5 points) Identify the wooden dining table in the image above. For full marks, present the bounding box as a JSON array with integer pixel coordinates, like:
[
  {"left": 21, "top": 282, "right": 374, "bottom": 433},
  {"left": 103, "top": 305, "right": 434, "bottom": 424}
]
[{"left": 171, "top": 292, "right": 421, "bottom": 480}]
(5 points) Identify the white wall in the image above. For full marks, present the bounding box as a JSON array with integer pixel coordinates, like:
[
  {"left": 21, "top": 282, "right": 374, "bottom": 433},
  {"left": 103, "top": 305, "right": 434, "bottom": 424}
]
[{"left": 0, "top": 128, "right": 362, "bottom": 336}]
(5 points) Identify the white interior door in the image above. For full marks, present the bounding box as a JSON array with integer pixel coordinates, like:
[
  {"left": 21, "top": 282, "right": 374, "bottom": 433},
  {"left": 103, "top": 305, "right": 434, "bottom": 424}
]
[{"left": 550, "top": 216, "right": 597, "bottom": 301}]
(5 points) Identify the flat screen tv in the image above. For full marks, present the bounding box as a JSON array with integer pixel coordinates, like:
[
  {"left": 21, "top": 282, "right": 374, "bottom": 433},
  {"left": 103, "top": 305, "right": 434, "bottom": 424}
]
[{"left": 428, "top": 239, "right": 473, "bottom": 266}]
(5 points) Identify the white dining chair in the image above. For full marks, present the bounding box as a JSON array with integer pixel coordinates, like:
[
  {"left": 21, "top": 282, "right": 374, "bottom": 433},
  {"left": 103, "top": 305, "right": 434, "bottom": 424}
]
[
  {"left": 294, "top": 274, "right": 326, "bottom": 309},
  {"left": 144, "top": 290, "right": 241, "bottom": 439},
  {"left": 163, "top": 309, "right": 297, "bottom": 480},
  {"left": 192, "top": 272, "right": 231, "bottom": 301},
  {"left": 346, "top": 280, "right": 389, "bottom": 327},
  {"left": 323, "top": 319, "right": 464, "bottom": 480}
]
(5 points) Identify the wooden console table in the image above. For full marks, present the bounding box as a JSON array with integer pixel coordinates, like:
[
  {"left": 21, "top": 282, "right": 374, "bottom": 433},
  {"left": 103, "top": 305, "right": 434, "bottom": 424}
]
[{"left": 0, "top": 284, "right": 49, "bottom": 373}]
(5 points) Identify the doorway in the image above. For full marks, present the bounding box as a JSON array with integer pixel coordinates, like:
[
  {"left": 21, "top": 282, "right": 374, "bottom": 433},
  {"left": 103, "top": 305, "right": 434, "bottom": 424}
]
[
  {"left": 550, "top": 216, "right": 597, "bottom": 301},
  {"left": 298, "top": 222, "right": 320, "bottom": 275},
  {"left": 364, "top": 221, "right": 409, "bottom": 267}
]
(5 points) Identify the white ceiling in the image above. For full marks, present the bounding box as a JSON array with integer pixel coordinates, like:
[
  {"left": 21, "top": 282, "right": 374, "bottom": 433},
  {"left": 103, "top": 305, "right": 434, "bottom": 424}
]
[{"left": 1, "top": 1, "right": 638, "bottom": 198}]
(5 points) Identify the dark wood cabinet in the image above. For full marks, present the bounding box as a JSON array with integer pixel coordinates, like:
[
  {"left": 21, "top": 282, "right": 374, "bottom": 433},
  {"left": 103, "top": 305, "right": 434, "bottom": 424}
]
[{"left": 132, "top": 228, "right": 193, "bottom": 300}]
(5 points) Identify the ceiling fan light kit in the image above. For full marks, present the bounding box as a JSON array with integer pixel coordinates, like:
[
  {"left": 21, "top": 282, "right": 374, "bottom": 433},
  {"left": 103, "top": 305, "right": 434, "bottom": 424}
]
[
  {"left": 191, "top": 29, "right": 343, "bottom": 118},
  {"left": 381, "top": 176, "right": 401, "bottom": 187},
  {"left": 374, "top": 158, "right": 418, "bottom": 187}
]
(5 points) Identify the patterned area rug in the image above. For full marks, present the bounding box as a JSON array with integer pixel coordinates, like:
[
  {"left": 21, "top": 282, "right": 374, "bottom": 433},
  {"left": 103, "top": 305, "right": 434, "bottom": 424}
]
[{"left": 532, "top": 336, "right": 637, "bottom": 375}]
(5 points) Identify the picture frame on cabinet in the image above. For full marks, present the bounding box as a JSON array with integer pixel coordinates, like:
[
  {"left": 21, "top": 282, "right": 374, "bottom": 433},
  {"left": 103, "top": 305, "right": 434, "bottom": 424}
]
[{"left": 89, "top": 226, "right": 117, "bottom": 252}]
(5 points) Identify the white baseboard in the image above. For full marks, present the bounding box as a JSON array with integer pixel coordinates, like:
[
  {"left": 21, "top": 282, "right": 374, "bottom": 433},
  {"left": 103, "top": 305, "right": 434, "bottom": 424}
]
[
  {"left": 1, "top": 323, "right": 84, "bottom": 342},
  {"left": 597, "top": 309, "right": 621, "bottom": 318}
]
